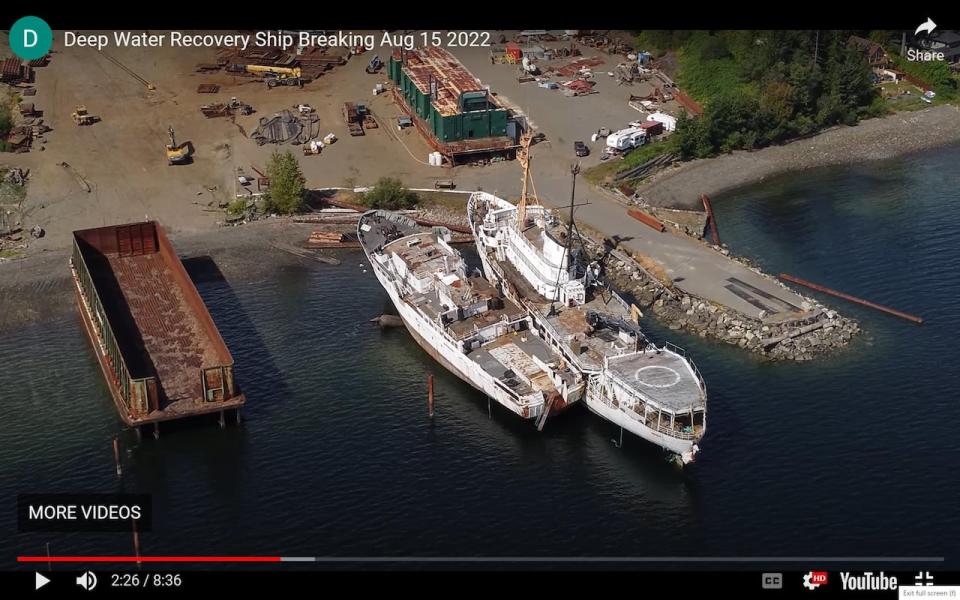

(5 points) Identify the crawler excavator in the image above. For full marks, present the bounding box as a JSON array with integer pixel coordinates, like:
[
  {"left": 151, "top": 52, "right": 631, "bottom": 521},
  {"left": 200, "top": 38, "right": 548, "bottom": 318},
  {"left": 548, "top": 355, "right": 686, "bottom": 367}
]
[{"left": 165, "top": 126, "right": 190, "bottom": 165}]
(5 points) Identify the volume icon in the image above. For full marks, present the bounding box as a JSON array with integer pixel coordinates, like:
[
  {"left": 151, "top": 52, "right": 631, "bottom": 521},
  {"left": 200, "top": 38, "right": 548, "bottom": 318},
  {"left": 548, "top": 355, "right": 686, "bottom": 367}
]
[{"left": 76, "top": 571, "right": 97, "bottom": 591}]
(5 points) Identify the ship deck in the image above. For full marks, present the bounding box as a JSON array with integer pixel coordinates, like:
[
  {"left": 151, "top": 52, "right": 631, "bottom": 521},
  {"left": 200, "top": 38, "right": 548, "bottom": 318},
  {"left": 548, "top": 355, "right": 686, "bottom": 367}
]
[
  {"left": 606, "top": 349, "right": 705, "bottom": 413},
  {"left": 493, "top": 250, "right": 634, "bottom": 370},
  {"left": 467, "top": 332, "right": 575, "bottom": 397},
  {"left": 357, "top": 211, "right": 422, "bottom": 255}
]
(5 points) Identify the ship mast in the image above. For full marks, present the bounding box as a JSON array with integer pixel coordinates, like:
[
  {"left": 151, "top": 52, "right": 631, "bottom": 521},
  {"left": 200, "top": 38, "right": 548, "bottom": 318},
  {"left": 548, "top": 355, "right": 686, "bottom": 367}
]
[{"left": 516, "top": 132, "right": 537, "bottom": 230}]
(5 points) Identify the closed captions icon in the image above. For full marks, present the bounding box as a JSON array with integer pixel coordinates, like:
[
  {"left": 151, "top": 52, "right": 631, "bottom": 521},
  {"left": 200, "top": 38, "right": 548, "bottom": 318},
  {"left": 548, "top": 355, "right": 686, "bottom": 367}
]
[{"left": 762, "top": 572, "right": 783, "bottom": 589}]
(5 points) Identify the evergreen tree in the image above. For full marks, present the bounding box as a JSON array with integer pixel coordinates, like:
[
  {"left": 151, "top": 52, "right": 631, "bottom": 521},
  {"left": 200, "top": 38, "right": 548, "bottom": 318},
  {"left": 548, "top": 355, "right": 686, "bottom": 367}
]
[{"left": 263, "top": 150, "right": 306, "bottom": 214}]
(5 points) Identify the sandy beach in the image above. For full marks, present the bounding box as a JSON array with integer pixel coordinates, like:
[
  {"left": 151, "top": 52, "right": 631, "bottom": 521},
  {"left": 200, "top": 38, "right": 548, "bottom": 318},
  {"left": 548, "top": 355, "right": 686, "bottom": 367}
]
[
  {"left": 0, "top": 220, "right": 328, "bottom": 331},
  {"left": 635, "top": 104, "right": 960, "bottom": 209}
]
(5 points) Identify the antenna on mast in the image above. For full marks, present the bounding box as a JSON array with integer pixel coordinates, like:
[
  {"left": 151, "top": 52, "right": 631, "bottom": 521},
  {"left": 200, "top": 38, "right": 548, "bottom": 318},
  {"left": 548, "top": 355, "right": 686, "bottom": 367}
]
[{"left": 549, "top": 162, "right": 580, "bottom": 315}]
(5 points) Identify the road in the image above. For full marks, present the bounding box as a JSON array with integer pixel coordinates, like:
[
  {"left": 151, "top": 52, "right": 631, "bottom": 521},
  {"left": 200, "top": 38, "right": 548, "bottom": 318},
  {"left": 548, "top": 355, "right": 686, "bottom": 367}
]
[
  {"left": 4, "top": 33, "right": 813, "bottom": 321},
  {"left": 448, "top": 44, "right": 813, "bottom": 321}
]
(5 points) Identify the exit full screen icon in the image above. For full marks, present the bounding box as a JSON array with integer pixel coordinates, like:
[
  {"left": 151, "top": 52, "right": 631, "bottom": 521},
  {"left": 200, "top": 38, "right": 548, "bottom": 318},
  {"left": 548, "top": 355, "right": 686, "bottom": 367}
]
[{"left": 9, "top": 16, "right": 53, "bottom": 61}]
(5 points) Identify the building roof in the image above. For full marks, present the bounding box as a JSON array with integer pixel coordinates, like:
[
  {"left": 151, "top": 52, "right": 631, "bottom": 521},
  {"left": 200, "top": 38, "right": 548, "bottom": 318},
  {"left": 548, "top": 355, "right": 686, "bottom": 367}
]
[
  {"left": 1, "top": 57, "right": 22, "bottom": 77},
  {"left": 398, "top": 46, "right": 500, "bottom": 117},
  {"left": 931, "top": 30, "right": 960, "bottom": 46},
  {"left": 848, "top": 35, "right": 886, "bottom": 59}
]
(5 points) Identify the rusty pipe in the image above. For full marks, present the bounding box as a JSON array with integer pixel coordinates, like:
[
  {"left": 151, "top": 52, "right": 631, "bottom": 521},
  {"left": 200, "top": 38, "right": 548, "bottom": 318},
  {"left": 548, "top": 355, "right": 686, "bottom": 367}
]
[{"left": 778, "top": 273, "right": 923, "bottom": 325}]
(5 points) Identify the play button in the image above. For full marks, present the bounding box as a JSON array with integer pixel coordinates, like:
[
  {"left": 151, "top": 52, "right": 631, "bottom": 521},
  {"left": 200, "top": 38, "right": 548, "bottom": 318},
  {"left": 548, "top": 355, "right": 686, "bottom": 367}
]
[{"left": 35, "top": 572, "right": 50, "bottom": 590}]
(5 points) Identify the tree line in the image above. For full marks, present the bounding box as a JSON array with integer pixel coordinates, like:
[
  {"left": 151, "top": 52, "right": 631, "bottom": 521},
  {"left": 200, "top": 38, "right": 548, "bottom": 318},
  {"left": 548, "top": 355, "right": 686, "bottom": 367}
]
[{"left": 638, "top": 31, "right": 882, "bottom": 160}]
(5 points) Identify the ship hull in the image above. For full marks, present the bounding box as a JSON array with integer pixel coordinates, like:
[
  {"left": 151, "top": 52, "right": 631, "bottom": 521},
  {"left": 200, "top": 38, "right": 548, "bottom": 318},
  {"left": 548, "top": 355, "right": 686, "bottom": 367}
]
[
  {"left": 361, "top": 244, "right": 543, "bottom": 420},
  {"left": 468, "top": 191, "right": 703, "bottom": 462},
  {"left": 584, "top": 394, "right": 698, "bottom": 463}
]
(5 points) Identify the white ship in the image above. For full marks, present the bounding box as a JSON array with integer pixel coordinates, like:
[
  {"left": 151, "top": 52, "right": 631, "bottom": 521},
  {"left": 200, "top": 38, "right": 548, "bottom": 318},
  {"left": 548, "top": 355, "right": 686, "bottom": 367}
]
[
  {"left": 466, "top": 137, "right": 706, "bottom": 463},
  {"left": 358, "top": 210, "right": 584, "bottom": 423}
]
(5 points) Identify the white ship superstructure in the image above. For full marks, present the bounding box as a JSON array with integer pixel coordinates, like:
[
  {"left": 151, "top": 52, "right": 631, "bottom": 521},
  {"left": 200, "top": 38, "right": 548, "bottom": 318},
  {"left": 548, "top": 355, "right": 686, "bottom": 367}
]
[
  {"left": 358, "top": 210, "right": 584, "bottom": 422},
  {"left": 467, "top": 136, "right": 706, "bottom": 462}
]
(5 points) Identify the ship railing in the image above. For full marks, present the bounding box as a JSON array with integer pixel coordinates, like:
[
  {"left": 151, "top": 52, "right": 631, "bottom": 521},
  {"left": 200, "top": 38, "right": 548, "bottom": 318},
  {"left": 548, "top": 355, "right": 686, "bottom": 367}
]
[
  {"left": 656, "top": 423, "right": 698, "bottom": 440},
  {"left": 604, "top": 369, "right": 701, "bottom": 437},
  {"left": 71, "top": 240, "right": 158, "bottom": 417},
  {"left": 663, "top": 341, "right": 707, "bottom": 398}
]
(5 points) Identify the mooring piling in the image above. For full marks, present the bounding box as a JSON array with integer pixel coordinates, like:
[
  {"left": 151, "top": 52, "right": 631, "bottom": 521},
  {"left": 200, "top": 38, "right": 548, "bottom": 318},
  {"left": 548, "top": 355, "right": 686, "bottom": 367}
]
[
  {"left": 113, "top": 437, "right": 122, "bottom": 477},
  {"left": 427, "top": 374, "right": 435, "bottom": 418}
]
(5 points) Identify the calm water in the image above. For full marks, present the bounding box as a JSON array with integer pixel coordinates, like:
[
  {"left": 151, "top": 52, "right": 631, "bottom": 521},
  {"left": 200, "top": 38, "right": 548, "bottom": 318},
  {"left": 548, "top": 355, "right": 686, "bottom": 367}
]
[{"left": 2, "top": 145, "right": 959, "bottom": 567}]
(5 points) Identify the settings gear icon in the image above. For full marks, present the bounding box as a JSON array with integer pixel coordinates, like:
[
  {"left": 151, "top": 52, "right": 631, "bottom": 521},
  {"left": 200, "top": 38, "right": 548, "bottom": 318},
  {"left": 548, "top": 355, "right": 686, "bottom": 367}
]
[{"left": 803, "top": 571, "right": 826, "bottom": 590}]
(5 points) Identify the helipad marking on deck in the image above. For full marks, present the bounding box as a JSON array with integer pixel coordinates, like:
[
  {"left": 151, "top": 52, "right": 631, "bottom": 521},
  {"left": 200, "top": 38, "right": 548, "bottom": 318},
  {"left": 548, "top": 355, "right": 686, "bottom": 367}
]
[{"left": 634, "top": 365, "right": 681, "bottom": 388}]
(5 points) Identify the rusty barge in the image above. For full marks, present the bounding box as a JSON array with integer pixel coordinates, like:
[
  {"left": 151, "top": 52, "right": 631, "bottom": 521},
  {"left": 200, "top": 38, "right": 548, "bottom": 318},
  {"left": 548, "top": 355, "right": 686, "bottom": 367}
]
[{"left": 70, "top": 221, "right": 244, "bottom": 430}]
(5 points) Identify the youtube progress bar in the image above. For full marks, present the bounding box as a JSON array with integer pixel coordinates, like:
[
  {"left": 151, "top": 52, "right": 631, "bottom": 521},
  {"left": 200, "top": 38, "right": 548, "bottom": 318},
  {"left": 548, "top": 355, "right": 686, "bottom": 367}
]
[{"left": 17, "top": 556, "right": 945, "bottom": 563}]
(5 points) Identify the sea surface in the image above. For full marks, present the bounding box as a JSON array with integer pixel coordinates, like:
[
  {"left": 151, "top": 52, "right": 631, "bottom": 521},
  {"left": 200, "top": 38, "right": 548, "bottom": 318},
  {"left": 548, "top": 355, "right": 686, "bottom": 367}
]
[{"left": 2, "top": 144, "right": 959, "bottom": 568}]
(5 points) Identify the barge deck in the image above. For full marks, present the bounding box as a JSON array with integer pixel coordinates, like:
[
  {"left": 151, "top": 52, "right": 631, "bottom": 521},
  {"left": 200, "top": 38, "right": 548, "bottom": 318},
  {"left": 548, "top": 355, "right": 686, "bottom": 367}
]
[{"left": 71, "top": 221, "right": 244, "bottom": 427}]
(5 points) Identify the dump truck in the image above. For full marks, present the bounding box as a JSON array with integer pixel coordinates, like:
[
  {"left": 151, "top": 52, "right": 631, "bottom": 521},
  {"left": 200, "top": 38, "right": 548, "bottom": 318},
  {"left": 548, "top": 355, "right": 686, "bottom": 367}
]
[
  {"left": 70, "top": 221, "right": 245, "bottom": 428},
  {"left": 342, "top": 103, "right": 364, "bottom": 136}
]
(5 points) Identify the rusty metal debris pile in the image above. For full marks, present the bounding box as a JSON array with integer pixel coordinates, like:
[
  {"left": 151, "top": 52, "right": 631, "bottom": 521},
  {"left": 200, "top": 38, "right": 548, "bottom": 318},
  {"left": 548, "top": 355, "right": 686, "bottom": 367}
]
[
  {"left": 203, "top": 46, "right": 349, "bottom": 83},
  {"left": 200, "top": 98, "right": 253, "bottom": 118},
  {"left": 250, "top": 110, "right": 320, "bottom": 146}
]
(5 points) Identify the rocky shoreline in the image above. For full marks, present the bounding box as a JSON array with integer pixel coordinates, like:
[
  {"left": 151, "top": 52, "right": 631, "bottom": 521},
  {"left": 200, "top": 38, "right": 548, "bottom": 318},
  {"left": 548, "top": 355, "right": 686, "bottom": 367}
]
[
  {"left": 635, "top": 105, "right": 960, "bottom": 210},
  {"left": 590, "top": 239, "right": 861, "bottom": 361}
]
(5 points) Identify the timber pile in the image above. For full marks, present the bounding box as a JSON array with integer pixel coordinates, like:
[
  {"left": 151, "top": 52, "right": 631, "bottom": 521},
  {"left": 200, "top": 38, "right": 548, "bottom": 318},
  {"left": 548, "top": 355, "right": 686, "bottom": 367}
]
[
  {"left": 303, "top": 230, "right": 360, "bottom": 249},
  {"left": 613, "top": 153, "right": 677, "bottom": 182}
]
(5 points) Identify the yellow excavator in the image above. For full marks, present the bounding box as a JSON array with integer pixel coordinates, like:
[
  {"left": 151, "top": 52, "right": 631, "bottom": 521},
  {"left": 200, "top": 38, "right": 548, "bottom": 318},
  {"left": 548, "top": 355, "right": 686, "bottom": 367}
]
[
  {"left": 245, "top": 65, "right": 303, "bottom": 87},
  {"left": 165, "top": 126, "right": 190, "bottom": 165}
]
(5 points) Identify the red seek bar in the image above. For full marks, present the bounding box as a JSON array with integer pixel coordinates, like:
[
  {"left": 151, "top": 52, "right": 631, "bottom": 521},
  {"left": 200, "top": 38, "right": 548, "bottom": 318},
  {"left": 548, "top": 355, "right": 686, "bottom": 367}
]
[{"left": 18, "top": 556, "right": 281, "bottom": 563}]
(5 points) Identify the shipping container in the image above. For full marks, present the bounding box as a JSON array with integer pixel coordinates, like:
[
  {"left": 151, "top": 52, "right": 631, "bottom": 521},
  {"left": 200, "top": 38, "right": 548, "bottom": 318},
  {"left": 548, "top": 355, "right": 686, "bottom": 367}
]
[{"left": 70, "top": 222, "right": 244, "bottom": 427}]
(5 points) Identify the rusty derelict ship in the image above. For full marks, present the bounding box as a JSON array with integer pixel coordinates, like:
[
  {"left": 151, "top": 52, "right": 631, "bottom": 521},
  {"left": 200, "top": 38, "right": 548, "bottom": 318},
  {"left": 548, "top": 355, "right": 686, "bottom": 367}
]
[
  {"left": 71, "top": 222, "right": 244, "bottom": 433},
  {"left": 358, "top": 210, "right": 584, "bottom": 424},
  {"left": 467, "top": 135, "right": 707, "bottom": 463}
]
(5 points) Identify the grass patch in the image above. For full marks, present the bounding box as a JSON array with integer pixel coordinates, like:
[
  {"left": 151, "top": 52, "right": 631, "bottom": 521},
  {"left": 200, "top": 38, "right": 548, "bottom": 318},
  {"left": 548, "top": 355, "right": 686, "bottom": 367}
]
[
  {"left": 416, "top": 190, "right": 470, "bottom": 211},
  {"left": 888, "top": 55, "right": 959, "bottom": 102},
  {"left": 675, "top": 33, "right": 754, "bottom": 104},
  {"left": 583, "top": 139, "right": 676, "bottom": 185},
  {"left": 226, "top": 198, "right": 250, "bottom": 217},
  {"left": 0, "top": 248, "right": 23, "bottom": 259}
]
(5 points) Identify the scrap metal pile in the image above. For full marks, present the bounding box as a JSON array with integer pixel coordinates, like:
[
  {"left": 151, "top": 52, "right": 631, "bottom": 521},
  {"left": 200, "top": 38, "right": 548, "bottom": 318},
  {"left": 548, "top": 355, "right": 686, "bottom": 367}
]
[
  {"left": 201, "top": 98, "right": 253, "bottom": 118},
  {"left": 204, "top": 46, "right": 349, "bottom": 82},
  {"left": 250, "top": 109, "right": 320, "bottom": 146}
]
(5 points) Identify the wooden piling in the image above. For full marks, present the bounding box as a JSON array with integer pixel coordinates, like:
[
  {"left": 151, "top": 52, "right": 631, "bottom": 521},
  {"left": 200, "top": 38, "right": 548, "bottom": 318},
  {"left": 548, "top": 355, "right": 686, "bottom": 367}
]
[
  {"left": 132, "top": 518, "right": 141, "bottom": 569},
  {"left": 428, "top": 374, "right": 434, "bottom": 418},
  {"left": 113, "top": 437, "right": 122, "bottom": 477},
  {"left": 778, "top": 273, "right": 924, "bottom": 324},
  {"left": 701, "top": 194, "right": 721, "bottom": 246}
]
